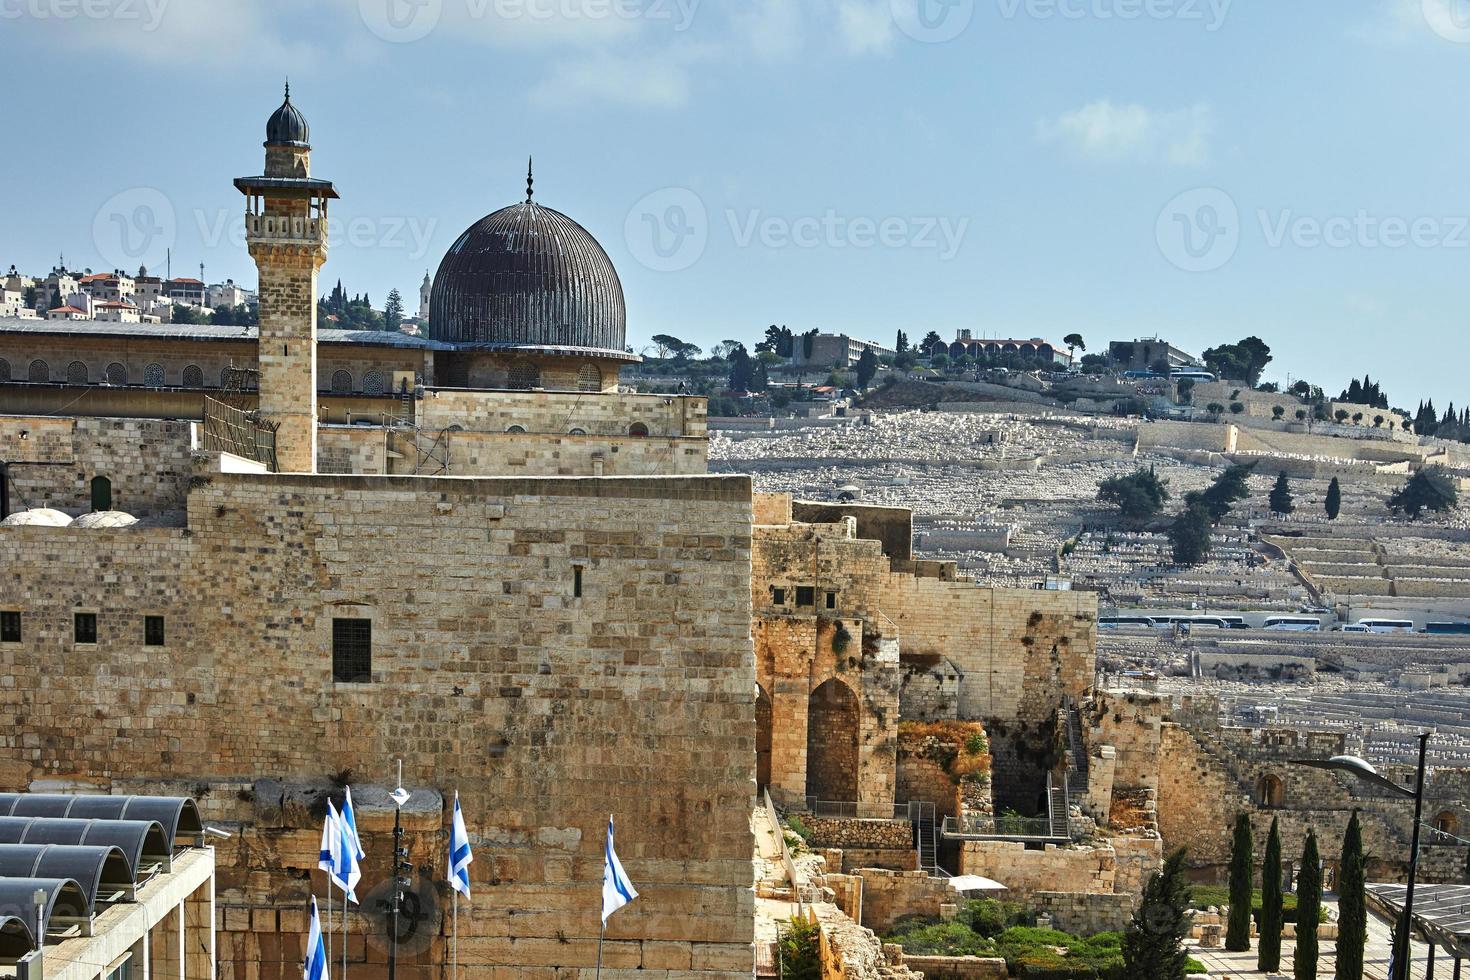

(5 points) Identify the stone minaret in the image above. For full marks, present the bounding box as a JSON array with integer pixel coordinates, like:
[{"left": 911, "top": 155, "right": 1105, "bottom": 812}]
[
  {"left": 234, "top": 84, "right": 337, "bottom": 473},
  {"left": 419, "top": 270, "right": 432, "bottom": 321}
]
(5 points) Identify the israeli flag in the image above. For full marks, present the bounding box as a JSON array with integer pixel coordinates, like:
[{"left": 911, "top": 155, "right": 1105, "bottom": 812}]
[
  {"left": 601, "top": 815, "right": 638, "bottom": 924},
  {"left": 319, "top": 801, "right": 342, "bottom": 881},
  {"left": 305, "top": 897, "right": 329, "bottom": 980},
  {"left": 449, "top": 791, "right": 473, "bottom": 899},
  {"left": 338, "top": 813, "right": 362, "bottom": 905},
  {"left": 341, "top": 787, "right": 366, "bottom": 861}
]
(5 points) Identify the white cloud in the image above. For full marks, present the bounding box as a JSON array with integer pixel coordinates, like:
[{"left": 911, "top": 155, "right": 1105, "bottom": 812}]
[
  {"left": 529, "top": 48, "right": 698, "bottom": 108},
  {"left": 727, "top": 0, "right": 806, "bottom": 62},
  {"left": 835, "top": 0, "right": 895, "bottom": 56},
  {"left": 1036, "top": 100, "right": 1215, "bottom": 166}
]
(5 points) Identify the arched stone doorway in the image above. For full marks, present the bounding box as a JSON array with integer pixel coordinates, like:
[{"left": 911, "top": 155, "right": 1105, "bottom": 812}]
[
  {"left": 806, "top": 678, "right": 859, "bottom": 802},
  {"left": 1434, "top": 811, "right": 1460, "bottom": 836},
  {"left": 1257, "top": 773, "right": 1284, "bottom": 808},
  {"left": 756, "top": 684, "right": 773, "bottom": 792}
]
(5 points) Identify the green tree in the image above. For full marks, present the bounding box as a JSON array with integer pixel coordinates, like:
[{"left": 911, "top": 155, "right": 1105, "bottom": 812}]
[
  {"left": 1226, "top": 813, "right": 1254, "bottom": 951},
  {"left": 728, "top": 346, "right": 755, "bottom": 392},
  {"left": 1098, "top": 469, "right": 1171, "bottom": 524},
  {"left": 1258, "top": 817, "right": 1284, "bottom": 973},
  {"left": 895, "top": 329, "right": 909, "bottom": 353},
  {"left": 1335, "top": 409, "right": 1350, "bottom": 423},
  {"left": 1206, "top": 402, "right": 1225, "bottom": 418},
  {"left": 920, "top": 331, "right": 944, "bottom": 356},
  {"left": 777, "top": 917, "right": 821, "bottom": 980},
  {"left": 1122, "top": 848, "right": 1192, "bottom": 980},
  {"left": 1273, "top": 405, "right": 1286, "bottom": 421},
  {"left": 1176, "top": 378, "right": 1195, "bottom": 405},
  {"left": 384, "top": 288, "right": 404, "bottom": 332},
  {"left": 1269, "top": 472, "right": 1294, "bottom": 515},
  {"left": 1202, "top": 462, "right": 1256, "bottom": 523},
  {"left": 1229, "top": 402, "right": 1245, "bottom": 415},
  {"left": 1336, "top": 811, "right": 1367, "bottom": 980},
  {"left": 801, "top": 328, "right": 819, "bottom": 362},
  {"left": 1064, "top": 333, "right": 1086, "bottom": 358},
  {"left": 855, "top": 347, "right": 879, "bottom": 388},
  {"left": 1388, "top": 467, "right": 1459, "bottom": 520},
  {"left": 1325, "top": 477, "right": 1342, "bottom": 521},
  {"left": 171, "top": 304, "right": 206, "bottom": 324},
  {"left": 1294, "top": 830, "right": 1322, "bottom": 980},
  {"left": 931, "top": 352, "right": 950, "bottom": 371},
  {"left": 1169, "top": 494, "right": 1214, "bottom": 566}
]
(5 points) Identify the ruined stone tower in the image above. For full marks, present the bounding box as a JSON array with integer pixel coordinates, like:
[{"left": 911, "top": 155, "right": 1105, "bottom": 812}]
[{"left": 234, "top": 84, "right": 337, "bottom": 472}]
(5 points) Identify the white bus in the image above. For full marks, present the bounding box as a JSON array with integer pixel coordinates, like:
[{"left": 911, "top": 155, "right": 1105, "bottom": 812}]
[
  {"left": 1099, "top": 616, "right": 1156, "bottom": 629},
  {"left": 1263, "top": 616, "right": 1323, "bottom": 632},
  {"left": 1356, "top": 618, "right": 1414, "bottom": 634}
]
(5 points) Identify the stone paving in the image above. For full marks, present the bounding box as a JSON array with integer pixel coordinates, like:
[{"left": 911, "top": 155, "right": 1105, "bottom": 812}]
[{"left": 1188, "top": 902, "right": 1445, "bottom": 979}]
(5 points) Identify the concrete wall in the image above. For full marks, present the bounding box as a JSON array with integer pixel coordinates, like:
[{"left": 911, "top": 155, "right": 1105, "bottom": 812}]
[{"left": 0, "top": 470, "right": 757, "bottom": 979}]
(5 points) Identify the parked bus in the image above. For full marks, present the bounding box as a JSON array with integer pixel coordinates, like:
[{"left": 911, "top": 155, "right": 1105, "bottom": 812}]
[
  {"left": 1423, "top": 622, "right": 1470, "bottom": 635},
  {"left": 1356, "top": 618, "right": 1415, "bottom": 634},
  {"left": 1099, "top": 617, "right": 1156, "bottom": 629},
  {"left": 1263, "top": 616, "right": 1323, "bottom": 632},
  {"left": 1170, "top": 370, "right": 1218, "bottom": 383}
]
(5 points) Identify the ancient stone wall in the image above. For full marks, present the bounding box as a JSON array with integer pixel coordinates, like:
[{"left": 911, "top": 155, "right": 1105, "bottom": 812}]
[
  {"left": 0, "top": 414, "right": 196, "bottom": 515},
  {"left": 0, "top": 470, "right": 756, "bottom": 979},
  {"left": 898, "top": 658, "right": 962, "bottom": 722},
  {"left": 848, "top": 868, "right": 954, "bottom": 933},
  {"left": 420, "top": 388, "right": 706, "bottom": 439},
  {"left": 958, "top": 841, "right": 1116, "bottom": 898},
  {"left": 1030, "top": 892, "right": 1135, "bottom": 936},
  {"left": 791, "top": 501, "right": 913, "bottom": 561}
]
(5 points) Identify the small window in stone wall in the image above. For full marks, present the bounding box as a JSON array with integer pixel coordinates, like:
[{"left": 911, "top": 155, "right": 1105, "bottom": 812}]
[
  {"left": 219, "top": 367, "right": 232, "bottom": 388},
  {"left": 66, "top": 361, "right": 88, "bottom": 385},
  {"left": 74, "top": 612, "right": 97, "bottom": 645},
  {"left": 573, "top": 565, "right": 584, "bottom": 599},
  {"left": 577, "top": 363, "right": 602, "bottom": 392},
  {"left": 332, "top": 617, "right": 372, "bottom": 683},
  {"left": 0, "top": 358, "right": 10, "bottom": 382},
  {"left": 144, "top": 363, "right": 166, "bottom": 387},
  {"left": 105, "top": 362, "right": 128, "bottom": 386},
  {"left": 27, "top": 359, "right": 48, "bottom": 382},
  {"left": 182, "top": 365, "right": 203, "bottom": 387},
  {"left": 508, "top": 360, "right": 540, "bottom": 390},
  {"left": 362, "top": 370, "right": 385, "bottom": 396},
  {"left": 0, "top": 612, "right": 19, "bottom": 643},
  {"left": 771, "top": 587, "right": 787, "bottom": 605},
  {"left": 628, "top": 422, "right": 649, "bottom": 437},
  {"left": 331, "top": 370, "right": 353, "bottom": 394},
  {"left": 144, "top": 615, "right": 165, "bottom": 647},
  {"left": 795, "top": 586, "right": 815, "bottom": 607},
  {"left": 506, "top": 425, "right": 527, "bottom": 434},
  {"left": 826, "top": 591, "right": 837, "bottom": 610}
]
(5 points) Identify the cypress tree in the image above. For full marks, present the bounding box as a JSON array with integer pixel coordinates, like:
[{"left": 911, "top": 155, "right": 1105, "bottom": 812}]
[
  {"left": 1226, "top": 813, "right": 1254, "bottom": 951},
  {"left": 1325, "top": 477, "right": 1342, "bottom": 521},
  {"left": 1258, "top": 817, "right": 1284, "bottom": 973},
  {"left": 1294, "top": 830, "right": 1322, "bottom": 980},
  {"left": 1123, "top": 848, "right": 1192, "bottom": 980},
  {"left": 1269, "top": 472, "right": 1295, "bottom": 515},
  {"left": 1336, "top": 811, "right": 1367, "bottom": 980}
]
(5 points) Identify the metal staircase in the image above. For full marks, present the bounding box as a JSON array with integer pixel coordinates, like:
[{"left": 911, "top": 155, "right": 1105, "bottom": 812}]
[
  {"left": 1047, "top": 774, "right": 1070, "bottom": 840},
  {"left": 915, "top": 801, "right": 938, "bottom": 873},
  {"left": 1065, "top": 703, "right": 1089, "bottom": 799},
  {"left": 387, "top": 378, "right": 451, "bottom": 476}
]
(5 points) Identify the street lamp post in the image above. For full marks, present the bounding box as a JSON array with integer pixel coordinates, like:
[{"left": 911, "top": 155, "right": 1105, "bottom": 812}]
[
  {"left": 1292, "top": 732, "right": 1430, "bottom": 980},
  {"left": 387, "top": 761, "right": 412, "bottom": 980}
]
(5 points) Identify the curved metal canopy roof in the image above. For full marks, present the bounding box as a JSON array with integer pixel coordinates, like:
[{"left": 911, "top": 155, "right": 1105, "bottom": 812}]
[
  {"left": 0, "top": 794, "right": 204, "bottom": 845},
  {"left": 0, "top": 844, "right": 136, "bottom": 909},
  {"left": 0, "top": 818, "right": 172, "bottom": 877},
  {"left": 0, "top": 878, "right": 90, "bottom": 945},
  {"left": 0, "top": 914, "right": 36, "bottom": 963}
]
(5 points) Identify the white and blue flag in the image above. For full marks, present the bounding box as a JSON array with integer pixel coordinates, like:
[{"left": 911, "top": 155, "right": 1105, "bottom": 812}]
[
  {"left": 336, "top": 813, "right": 361, "bottom": 905},
  {"left": 601, "top": 815, "right": 638, "bottom": 923},
  {"left": 449, "top": 791, "right": 473, "bottom": 899},
  {"left": 341, "top": 786, "right": 366, "bottom": 861},
  {"left": 320, "top": 801, "right": 342, "bottom": 880},
  {"left": 305, "top": 897, "right": 329, "bottom": 980}
]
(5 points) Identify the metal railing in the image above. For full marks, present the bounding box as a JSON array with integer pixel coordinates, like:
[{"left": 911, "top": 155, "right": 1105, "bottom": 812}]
[
  {"left": 764, "top": 788, "right": 803, "bottom": 916},
  {"left": 202, "top": 396, "right": 278, "bottom": 471},
  {"left": 804, "top": 798, "right": 909, "bottom": 820}
]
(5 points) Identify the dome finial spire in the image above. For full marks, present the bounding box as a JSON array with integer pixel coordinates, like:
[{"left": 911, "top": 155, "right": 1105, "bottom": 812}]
[
  {"left": 526, "top": 156, "right": 534, "bottom": 203},
  {"left": 284, "top": 78, "right": 290, "bottom": 101}
]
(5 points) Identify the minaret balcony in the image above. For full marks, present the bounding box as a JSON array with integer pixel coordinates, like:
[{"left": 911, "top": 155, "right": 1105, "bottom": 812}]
[{"left": 246, "top": 214, "right": 327, "bottom": 248}]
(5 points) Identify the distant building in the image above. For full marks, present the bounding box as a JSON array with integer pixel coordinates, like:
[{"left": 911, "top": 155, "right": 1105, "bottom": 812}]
[
  {"left": 94, "top": 300, "right": 142, "bottom": 323},
  {"left": 207, "top": 278, "right": 253, "bottom": 310},
  {"left": 950, "top": 331, "right": 1072, "bottom": 365},
  {"left": 164, "top": 277, "right": 206, "bottom": 307},
  {"left": 790, "top": 331, "right": 895, "bottom": 368},
  {"left": 419, "top": 269, "right": 432, "bottom": 320},
  {"left": 1108, "top": 338, "right": 1198, "bottom": 372},
  {"left": 79, "top": 271, "right": 135, "bottom": 305}
]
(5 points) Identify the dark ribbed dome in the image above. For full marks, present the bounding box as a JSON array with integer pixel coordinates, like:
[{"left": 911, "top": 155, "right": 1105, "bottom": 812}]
[
  {"left": 265, "top": 85, "right": 309, "bottom": 147},
  {"left": 429, "top": 201, "right": 626, "bottom": 352}
]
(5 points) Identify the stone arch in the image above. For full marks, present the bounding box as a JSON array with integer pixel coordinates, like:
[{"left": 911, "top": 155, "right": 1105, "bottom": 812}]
[
  {"left": 28, "top": 359, "right": 49, "bottom": 382},
  {"left": 144, "top": 363, "right": 166, "bottom": 387},
  {"left": 577, "top": 363, "right": 603, "bottom": 392},
  {"left": 1434, "top": 810, "right": 1460, "bottom": 836},
  {"left": 219, "top": 367, "right": 232, "bottom": 388},
  {"left": 331, "top": 370, "right": 353, "bottom": 394},
  {"left": 0, "top": 358, "right": 9, "bottom": 382},
  {"left": 806, "top": 678, "right": 859, "bottom": 802},
  {"left": 506, "top": 425, "right": 527, "bottom": 435},
  {"left": 508, "top": 360, "right": 540, "bottom": 390},
  {"left": 362, "top": 370, "right": 385, "bottom": 396},
  {"left": 90, "top": 475, "right": 112, "bottom": 513},
  {"left": 628, "top": 422, "right": 650, "bottom": 438},
  {"left": 1257, "top": 772, "right": 1285, "bottom": 808},
  {"left": 65, "top": 361, "right": 88, "bottom": 385},
  {"left": 568, "top": 427, "right": 587, "bottom": 436},
  {"left": 105, "top": 362, "right": 128, "bottom": 386},
  {"left": 756, "top": 683, "right": 773, "bottom": 791},
  {"left": 182, "top": 365, "right": 203, "bottom": 388}
]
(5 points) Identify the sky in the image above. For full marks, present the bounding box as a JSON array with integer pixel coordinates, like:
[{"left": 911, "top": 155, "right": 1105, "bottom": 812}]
[{"left": 4, "top": 0, "right": 1470, "bottom": 409}]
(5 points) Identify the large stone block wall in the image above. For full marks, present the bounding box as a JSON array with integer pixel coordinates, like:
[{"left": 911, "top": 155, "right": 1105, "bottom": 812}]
[
  {"left": 1030, "top": 892, "right": 1135, "bottom": 936},
  {"left": 958, "top": 841, "right": 1116, "bottom": 897},
  {"left": 848, "top": 868, "right": 953, "bottom": 933},
  {"left": 253, "top": 249, "right": 321, "bottom": 473},
  {"left": 0, "top": 470, "right": 757, "bottom": 979},
  {"left": 420, "top": 388, "right": 706, "bottom": 439},
  {"left": 0, "top": 414, "right": 196, "bottom": 515}
]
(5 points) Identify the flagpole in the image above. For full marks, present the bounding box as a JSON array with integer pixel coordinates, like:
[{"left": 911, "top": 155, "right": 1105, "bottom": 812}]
[
  {"left": 451, "top": 888, "right": 458, "bottom": 980},
  {"left": 325, "top": 879, "right": 333, "bottom": 968},
  {"left": 595, "top": 918, "right": 606, "bottom": 980},
  {"left": 341, "top": 892, "right": 347, "bottom": 980}
]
